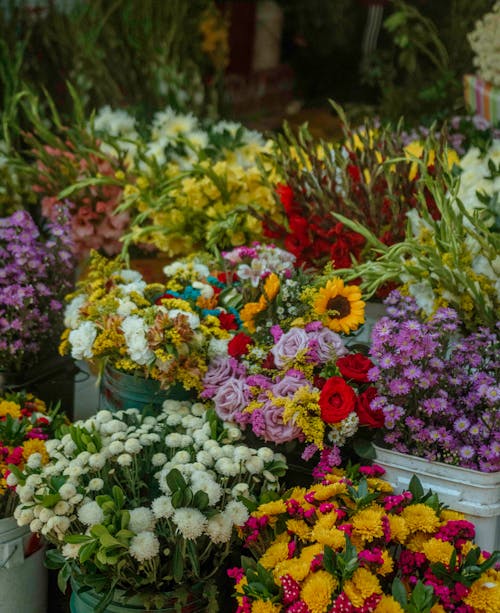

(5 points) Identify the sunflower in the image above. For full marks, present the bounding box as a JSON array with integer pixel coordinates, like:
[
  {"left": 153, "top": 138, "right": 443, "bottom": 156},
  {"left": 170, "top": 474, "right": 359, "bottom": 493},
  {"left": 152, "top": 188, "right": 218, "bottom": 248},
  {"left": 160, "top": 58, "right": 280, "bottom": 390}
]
[{"left": 313, "top": 278, "right": 365, "bottom": 334}]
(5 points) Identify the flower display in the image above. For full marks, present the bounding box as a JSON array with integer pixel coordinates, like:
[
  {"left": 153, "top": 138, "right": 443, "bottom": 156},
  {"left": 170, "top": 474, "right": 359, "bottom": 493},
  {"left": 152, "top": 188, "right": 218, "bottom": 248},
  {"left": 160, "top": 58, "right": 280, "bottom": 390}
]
[
  {"left": 0, "top": 208, "right": 75, "bottom": 372},
  {"left": 337, "top": 165, "right": 500, "bottom": 331},
  {"left": 201, "top": 246, "right": 378, "bottom": 455},
  {"left": 12, "top": 399, "right": 287, "bottom": 609},
  {"left": 1, "top": 391, "right": 66, "bottom": 519},
  {"left": 261, "top": 113, "right": 458, "bottom": 272},
  {"left": 231, "top": 465, "right": 500, "bottom": 612},
  {"left": 468, "top": 2, "right": 500, "bottom": 87},
  {"left": 60, "top": 251, "right": 237, "bottom": 392},
  {"left": 368, "top": 291, "right": 499, "bottom": 473}
]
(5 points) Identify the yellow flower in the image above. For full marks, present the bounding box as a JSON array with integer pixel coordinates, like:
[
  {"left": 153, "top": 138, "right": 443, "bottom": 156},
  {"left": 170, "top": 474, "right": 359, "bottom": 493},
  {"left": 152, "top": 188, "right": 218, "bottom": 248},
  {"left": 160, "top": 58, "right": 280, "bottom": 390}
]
[
  {"left": 274, "top": 558, "right": 310, "bottom": 583},
  {"left": 464, "top": 570, "right": 500, "bottom": 613},
  {"left": 406, "top": 532, "right": 431, "bottom": 553},
  {"left": 240, "top": 301, "right": 265, "bottom": 333},
  {"left": 352, "top": 506, "right": 385, "bottom": 543},
  {"left": 343, "top": 568, "right": 382, "bottom": 608},
  {"left": 379, "top": 549, "right": 394, "bottom": 576},
  {"left": 22, "top": 439, "right": 49, "bottom": 465},
  {"left": 313, "top": 278, "right": 365, "bottom": 334},
  {"left": 253, "top": 500, "right": 287, "bottom": 518},
  {"left": 251, "top": 600, "right": 281, "bottom": 613},
  {"left": 421, "top": 538, "right": 455, "bottom": 565},
  {"left": 260, "top": 540, "right": 290, "bottom": 570},
  {"left": 430, "top": 604, "right": 447, "bottom": 613},
  {"left": 402, "top": 504, "right": 440, "bottom": 533},
  {"left": 263, "top": 273, "right": 280, "bottom": 302},
  {"left": 439, "top": 509, "right": 465, "bottom": 523},
  {"left": 286, "top": 519, "right": 312, "bottom": 541},
  {"left": 311, "top": 526, "right": 346, "bottom": 549},
  {"left": 374, "top": 595, "right": 405, "bottom": 612},
  {"left": 0, "top": 400, "right": 21, "bottom": 419},
  {"left": 387, "top": 515, "right": 408, "bottom": 544},
  {"left": 301, "top": 570, "right": 337, "bottom": 613}
]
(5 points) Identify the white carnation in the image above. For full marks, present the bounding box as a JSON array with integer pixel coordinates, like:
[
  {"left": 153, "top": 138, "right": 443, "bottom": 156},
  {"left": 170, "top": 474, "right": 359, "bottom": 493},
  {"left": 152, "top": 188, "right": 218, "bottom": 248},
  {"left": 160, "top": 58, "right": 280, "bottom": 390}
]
[
  {"left": 121, "top": 315, "right": 154, "bottom": 365},
  {"left": 69, "top": 321, "right": 97, "bottom": 360},
  {"left": 167, "top": 309, "right": 200, "bottom": 329},
  {"left": 64, "top": 294, "right": 87, "bottom": 329}
]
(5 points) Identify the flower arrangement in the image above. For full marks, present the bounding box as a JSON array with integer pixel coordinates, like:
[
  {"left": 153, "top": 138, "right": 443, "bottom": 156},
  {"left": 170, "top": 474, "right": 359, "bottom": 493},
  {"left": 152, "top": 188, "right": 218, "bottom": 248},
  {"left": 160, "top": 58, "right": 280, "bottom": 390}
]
[
  {"left": 260, "top": 111, "right": 458, "bottom": 272},
  {"left": 368, "top": 290, "right": 499, "bottom": 473},
  {"left": 1, "top": 391, "right": 65, "bottom": 519},
  {"left": 0, "top": 208, "right": 75, "bottom": 372},
  {"left": 60, "top": 251, "right": 240, "bottom": 392},
  {"left": 11, "top": 399, "right": 287, "bottom": 609},
  {"left": 201, "top": 245, "right": 381, "bottom": 456},
  {"left": 337, "top": 164, "right": 499, "bottom": 331},
  {"left": 468, "top": 1, "right": 500, "bottom": 88},
  {"left": 231, "top": 465, "right": 500, "bottom": 612}
]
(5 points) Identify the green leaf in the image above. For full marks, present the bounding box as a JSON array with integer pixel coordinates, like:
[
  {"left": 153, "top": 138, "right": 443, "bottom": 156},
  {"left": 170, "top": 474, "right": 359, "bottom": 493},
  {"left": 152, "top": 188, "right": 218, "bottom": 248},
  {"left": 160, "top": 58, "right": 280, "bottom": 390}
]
[
  {"left": 166, "top": 468, "right": 187, "bottom": 493},
  {"left": 171, "top": 490, "right": 184, "bottom": 509},
  {"left": 64, "top": 534, "right": 92, "bottom": 544},
  {"left": 41, "top": 493, "right": 62, "bottom": 508},
  {"left": 409, "top": 475, "right": 424, "bottom": 500},
  {"left": 172, "top": 543, "right": 184, "bottom": 583},
  {"left": 79, "top": 541, "right": 98, "bottom": 564},
  {"left": 112, "top": 486, "right": 124, "bottom": 508},
  {"left": 192, "top": 490, "right": 209, "bottom": 511},
  {"left": 352, "top": 438, "right": 376, "bottom": 460},
  {"left": 323, "top": 546, "right": 335, "bottom": 574},
  {"left": 392, "top": 577, "right": 408, "bottom": 606},
  {"left": 57, "top": 563, "right": 72, "bottom": 593},
  {"left": 45, "top": 548, "right": 66, "bottom": 570}
]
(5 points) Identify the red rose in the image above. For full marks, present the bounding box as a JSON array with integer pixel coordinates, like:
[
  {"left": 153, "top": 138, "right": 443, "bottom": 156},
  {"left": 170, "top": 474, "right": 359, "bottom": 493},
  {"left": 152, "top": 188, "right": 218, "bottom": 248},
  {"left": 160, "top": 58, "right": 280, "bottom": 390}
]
[
  {"left": 319, "top": 376, "right": 357, "bottom": 424},
  {"left": 227, "top": 333, "right": 253, "bottom": 358},
  {"left": 355, "top": 387, "right": 384, "bottom": 428},
  {"left": 262, "top": 352, "right": 276, "bottom": 370},
  {"left": 218, "top": 312, "right": 238, "bottom": 331},
  {"left": 337, "top": 354, "right": 373, "bottom": 382}
]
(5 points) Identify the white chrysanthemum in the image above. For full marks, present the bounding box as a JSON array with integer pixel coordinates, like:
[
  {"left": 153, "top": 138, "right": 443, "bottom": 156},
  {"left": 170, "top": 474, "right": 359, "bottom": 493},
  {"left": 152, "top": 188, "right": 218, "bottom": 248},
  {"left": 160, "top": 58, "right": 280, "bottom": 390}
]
[
  {"left": 257, "top": 447, "right": 275, "bottom": 463},
  {"left": 30, "top": 519, "right": 43, "bottom": 533},
  {"left": 59, "top": 483, "right": 77, "bottom": 500},
  {"left": 195, "top": 450, "right": 213, "bottom": 467},
  {"left": 39, "top": 508, "right": 54, "bottom": 523},
  {"left": 102, "top": 419, "right": 128, "bottom": 435},
  {"left": 225, "top": 426, "right": 242, "bottom": 441},
  {"left": 151, "top": 496, "right": 174, "bottom": 520},
  {"left": 117, "top": 453, "right": 133, "bottom": 467},
  {"left": 63, "top": 440, "right": 78, "bottom": 456},
  {"left": 87, "top": 478, "right": 104, "bottom": 492},
  {"left": 108, "top": 441, "right": 125, "bottom": 455},
  {"left": 121, "top": 315, "right": 154, "bottom": 365},
  {"left": 15, "top": 508, "right": 34, "bottom": 526},
  {"left": 64, "top": 294, "right": 87, "bottom": 329},
  {"left": 69, "top": 493, "right": 84, "bottom": 505},
  {"left": 181, "top": 415, "right": 203, "bottom": 430},
  {"left": 78, "top": 501, "right": 104, "bottom": 526},
  {"left": 26, "top": 474, "right": 43, "bottom": 488},
  {"left": 171, "top": 450, "right": 191, "bottom": 464},
  {"left": 88, "top": 453, "right": 107, "bottom": 470},
  {"left": 190, "top": 473, "right": 222, "bottom": 506},
  {"left": 95, "top": 410, "right": 113, "bottom": 424},
  {"left": 53, "top": 500, "right": 71, "bottom": 515},
  {"left": 231, "top": 483, "right": 250, "bottom": 498},
  {"left": 128, "top": 507, "right": 155, "bottom": 533},
  {"left": 64, "top": 465, "right": 84, "bottom": 479},
  {"left": 233, "top": 446, "right": 252, "bottom": 463},
  {"left": 62, "top": 542, "right": 82, "bottom": 560},
  {"left": 6, "top": 472, "right": 18, "bottom": 487},
  {"left": 224, "top": 501, "right": 249, "bottom": 526},
  {"left": 173, "top": 508, "right": 207, "bottom": 540},
  {"left": 193, "top": 430, "right": 209, "bottom": 446},
  {"left": 74, "top": 451, "right": 91, "bottom": 466},
  {"left": 190, "top": 403, "right": 206, "bottom": 417},
  {"left": 245, "top": 456, "right": 264, "bottom": 474},
  {"left": 152, "top": 453, "right": 168, "bottom": 467},
  {"left": 215, "top": 457, "right": 239, "bottom": 477},
  {"left": 205, "top": 513, "right": 232, "bottom": 544},
  {"left": 46, "top": 515, "right": 71, "bottom": 538},
  {"left": 69, "top": 321, "right": 97, "bottom": 360},
  {"left": 129, "top": 531, "right": 160, "bottom": 562},
  {"left": 165, "top": 433, "right": 183, "bottom": 448},
  {"left": 124, "top": 438, "right": 142, "bottom": 454},
  {"left": 166, "top": 414, "right": 183, "bottom": 427},
  {"left": 16, "top": 484, "right": 35, "bottom": 503},
  {"left": 44, "top": 439, "right": 61, "bottom": 455}
]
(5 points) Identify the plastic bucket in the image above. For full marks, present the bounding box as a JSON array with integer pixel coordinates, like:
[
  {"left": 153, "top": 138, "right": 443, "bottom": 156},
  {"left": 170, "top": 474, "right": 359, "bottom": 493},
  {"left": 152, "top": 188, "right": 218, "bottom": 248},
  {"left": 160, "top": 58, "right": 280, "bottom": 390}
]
[
  {"left": 70, "top": 581, "right": 207, "bottom": 613},
  {"left": 99, "top": 366, "right": 192, "bottom": 413},
  {"left": 374, "top": 445, "right": 500, "bottom": 552},
  {"left": 0, "top": 517, "right": 47, "bottom": 613}
]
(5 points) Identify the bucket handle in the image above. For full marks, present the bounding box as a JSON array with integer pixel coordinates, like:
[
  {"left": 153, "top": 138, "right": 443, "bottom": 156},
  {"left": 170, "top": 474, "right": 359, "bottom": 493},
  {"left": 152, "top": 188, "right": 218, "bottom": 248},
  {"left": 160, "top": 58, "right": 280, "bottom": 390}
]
[{"left": 0, "top": 536, "right": 25, "bottom": 569}]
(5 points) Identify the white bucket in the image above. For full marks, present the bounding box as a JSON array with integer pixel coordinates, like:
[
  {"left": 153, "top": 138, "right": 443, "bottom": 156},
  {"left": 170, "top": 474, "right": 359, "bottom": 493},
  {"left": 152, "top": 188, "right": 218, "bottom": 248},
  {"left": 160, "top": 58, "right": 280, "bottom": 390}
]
[
  {"left": 374, "top": 445, "right": 500, "bottom": 553},
  {"left": 0, "top": 516, "right": 47, "bottom": 613}
]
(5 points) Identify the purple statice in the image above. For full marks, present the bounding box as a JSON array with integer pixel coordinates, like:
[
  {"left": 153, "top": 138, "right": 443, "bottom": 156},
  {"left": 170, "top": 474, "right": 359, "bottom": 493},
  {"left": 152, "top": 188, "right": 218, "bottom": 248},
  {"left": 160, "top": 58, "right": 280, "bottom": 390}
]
[
  {"left": 370, "top": 291, "right": 500, "bottom": 472},
  {"left": 0, "top": 207, "right": 75, "bottom": 371}
]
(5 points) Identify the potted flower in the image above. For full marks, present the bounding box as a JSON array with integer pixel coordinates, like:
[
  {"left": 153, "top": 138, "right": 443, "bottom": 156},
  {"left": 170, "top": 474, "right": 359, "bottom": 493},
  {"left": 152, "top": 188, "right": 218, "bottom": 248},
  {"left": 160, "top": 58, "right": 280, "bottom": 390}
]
[
  {"left": 367, "top": 290, "right": 500, "bottom": 552},
  {"left": 202, "top": 244, "right": 384, "bottom": 476},
  {"left": 11, "top": 399, "right": 287, "bottom": 612},
  {"left": 60, "top": 251, "right": 239, "bottom": 412},
  {"left": 1, "top": 390, "right": 66, "bottom": 613},
  {"left": 231, "top": 464, "right": 500, "bottom": 612}
]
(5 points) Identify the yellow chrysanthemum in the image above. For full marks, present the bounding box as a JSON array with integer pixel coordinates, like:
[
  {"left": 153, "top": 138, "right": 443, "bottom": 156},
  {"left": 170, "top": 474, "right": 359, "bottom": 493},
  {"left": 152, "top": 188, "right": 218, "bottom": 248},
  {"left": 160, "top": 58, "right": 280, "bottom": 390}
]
[
  {"left": 0, "top": 400, "right": 21, "bottom": 419},
  {"left": 22, "top": 439, "right": 49, "bottom": 465},
  {"left": 235, "top": 577, "right": 248, "bottom": 595},
  {"left": 251, "top": 599, "right": 281, "bottom": 613},
  {"left": 463, "top": 570, "right": 500, "bottom": 613},
  {"left": 402, "top": 504, "right": 440, "bottom": 533},
  {"left": 406, "top": 532, "right": 432, "bottom": 553},
  {"left": 422, "top": 538, "right": 455, "bottom": 565},
  {"left": 352, "top": 506, "right": 385, "bottom": 542},
  {"left": 301, "top": 570, "right": 337, "bottom": 613},
  {"left": 286, "top": 519, "right": 312, "bottom": 541},
  {"left": 343, "top": 568, "right": 382, "bottom": 608},
  {"left": 387, "top": 515, "right": 409, "bottom": 544},
  {"left": 273, "top": 558, "right": 310, "bottom": 583},
  {"left": 440, "top": 509, "right": 465, "bottom": 522},
  {"left": 310, "top": 482, "right": 346, "bottom": 501},
  {"left": 430, "top": 604, "right": 447, "bottom": 613},
  {"left": 313, "top": 278, "right": 365, "bottom": 334},
  {"left": 374, "top": 595, "right": 405, "bottom": 612},
  {"left": 253, "top": 499, "right": 287, "bottom": 519},
  {"left": 260, "top": 541, "right": 290, "bottom": 570},
  {"left": 379, "top": 549, "right": 394, "bottom": 576},
  {"left": 312, "top": 526, "right": 346, "bottom": 549}
]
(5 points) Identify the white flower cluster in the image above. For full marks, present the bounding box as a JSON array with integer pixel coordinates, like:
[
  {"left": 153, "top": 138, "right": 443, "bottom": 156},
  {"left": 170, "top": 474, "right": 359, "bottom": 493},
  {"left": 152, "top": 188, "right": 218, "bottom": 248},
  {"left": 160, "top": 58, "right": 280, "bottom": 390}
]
[
  {"left": 92, "top": 105, "right": 139, "bottom": 161},
  {"left": 468, "top": 2, "right": 500, "bottom": 87},
  {"left": 327, "top": 412, "right": 360, "bottom": 446},
  {"left": 13, "top": 400, "right": 286, "bottom": 568}
]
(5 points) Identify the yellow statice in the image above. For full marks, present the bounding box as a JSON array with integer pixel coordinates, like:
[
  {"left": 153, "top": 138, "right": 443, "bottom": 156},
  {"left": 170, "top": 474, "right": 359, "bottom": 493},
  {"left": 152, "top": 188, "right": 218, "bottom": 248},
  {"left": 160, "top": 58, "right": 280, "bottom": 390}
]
[
  {"left": 281, "top": 386, "right": 324, "bottom": 449},
  {"left": 301, "top": 570, "right": 337, "bottom": 613}
]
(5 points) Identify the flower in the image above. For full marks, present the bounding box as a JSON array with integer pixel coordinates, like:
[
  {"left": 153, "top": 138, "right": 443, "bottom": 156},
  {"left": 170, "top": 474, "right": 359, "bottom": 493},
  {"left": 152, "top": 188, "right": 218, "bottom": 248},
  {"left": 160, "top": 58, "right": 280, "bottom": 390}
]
[
  {"left": 300, "top": 570, "right": 337, "bottom": 612},
  {"left": 337, "top": 354, "right": 373, "bottom": 382},
  {"left": 319, "top": 377, "right": 356, "bottom": 424},
  {"left": 129, "top": 531, "right": 160, "bottom": 562},
  {"left": 228, "top": 333, "right": 254, "bottom": 358},
  {"left": 313, "top": 278, "right": 365, "bottom": 334}
]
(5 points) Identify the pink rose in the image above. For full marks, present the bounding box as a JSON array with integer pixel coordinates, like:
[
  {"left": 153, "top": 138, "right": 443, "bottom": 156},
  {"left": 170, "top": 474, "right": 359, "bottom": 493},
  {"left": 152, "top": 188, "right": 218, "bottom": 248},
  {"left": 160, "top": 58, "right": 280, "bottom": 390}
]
[
  {"left": 271, "top": 327, "right": 309, "bottom": 367},
  {"left": 213, "top": 378, "right": 248, "bottom": 421},
  {"left": 260, "top": 400, "right": 301, "bottom": 444},
  {"left": 309, "top": 327, "right": 348, "bottom": 362}
]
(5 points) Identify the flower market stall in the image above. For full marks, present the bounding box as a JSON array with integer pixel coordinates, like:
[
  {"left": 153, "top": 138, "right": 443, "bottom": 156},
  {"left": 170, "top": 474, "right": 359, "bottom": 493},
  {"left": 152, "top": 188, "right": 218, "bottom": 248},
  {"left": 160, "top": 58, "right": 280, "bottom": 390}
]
[{"left": 1, "top": 1, "right": 499, "bottom": 612}]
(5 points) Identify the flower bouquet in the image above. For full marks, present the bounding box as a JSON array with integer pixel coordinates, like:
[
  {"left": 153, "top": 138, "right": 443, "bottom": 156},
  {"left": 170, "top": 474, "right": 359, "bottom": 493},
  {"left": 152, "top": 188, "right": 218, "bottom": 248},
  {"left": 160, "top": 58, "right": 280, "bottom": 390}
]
[
  {"left": 260, "top": 107, "right": 458, "bottom": 272},
  {"left": 11, "top": 399, "right": 287, "bottom": 610},
  {"left": 231, "top": 465, "right": 500, "bottom": 612},
  {"left": 368, "top": 290, "right": 499, "bottom": 473},
  {"left": 201, "top": 245, "right": 383, "bottom": 463},
  {"left": 60, "top": 251, "right": 234, "bottom": 395},
  {"left": 0, "top": 208, "right": 75, "bottom": 375}
]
